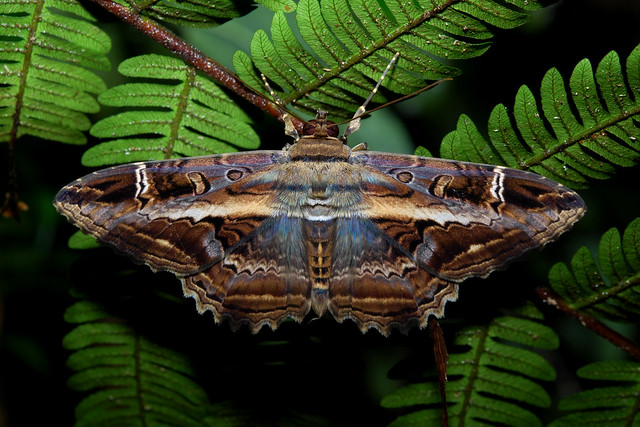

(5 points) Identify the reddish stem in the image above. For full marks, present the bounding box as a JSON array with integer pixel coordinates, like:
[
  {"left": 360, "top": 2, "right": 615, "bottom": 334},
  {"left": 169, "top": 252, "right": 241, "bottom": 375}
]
[
  {"left": 428, "top": 317, "right": 449, "bottom": 427},
  {"left": 87, "top": 0, "right": 306, "bottom": 131},
  {"left": 535, "top": 287, "right": 640, "bottom": 361}
]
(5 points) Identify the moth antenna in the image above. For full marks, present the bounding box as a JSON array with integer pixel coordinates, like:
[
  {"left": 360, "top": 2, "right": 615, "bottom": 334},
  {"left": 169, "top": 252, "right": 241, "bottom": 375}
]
[
  {"left": 342, "top": 52, "right": 400, "bottom": 141},
  {"left": 360, "top": 78, "right": 452, "bottom": 117},
  {"left": 261, "top": 73, "right": 283, "bottom": 105},
  {"left": 261, "top": 74, "right": 300, "bottom": 141}
]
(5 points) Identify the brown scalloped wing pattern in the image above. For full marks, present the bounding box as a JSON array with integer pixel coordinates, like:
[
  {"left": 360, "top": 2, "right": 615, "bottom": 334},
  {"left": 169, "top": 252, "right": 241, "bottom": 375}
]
[{"left": 54, "top": 143, "right": 586, "bottom": 335}]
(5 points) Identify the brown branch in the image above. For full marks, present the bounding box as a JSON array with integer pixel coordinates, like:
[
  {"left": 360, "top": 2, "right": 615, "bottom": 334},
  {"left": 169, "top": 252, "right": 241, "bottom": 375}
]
[
  {"left": 535, "top": 287, "right": 640, "bottom": 361},
  {"left": 87, "top": 0, "right": 306, "bottom": 132},
  {"left": 428, "top": 316, "right": 449, "bottom": 427}
]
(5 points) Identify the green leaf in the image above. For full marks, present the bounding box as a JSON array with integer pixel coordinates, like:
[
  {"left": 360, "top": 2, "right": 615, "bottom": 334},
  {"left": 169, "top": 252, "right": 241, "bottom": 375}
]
[
  {"left": 382, "top": 305, "right": 557, "bottom": 426},
  {"left": 62, "top": 301, "right": 211, "bottom": 426},
  {"left": 414, "top": 146, "right": 433, "bottom": 157},
  {"left": 548, "top": 218, "right": 640, "bottom": 321},
  {"left": 550, "top": 360, "right": 640, "bottom": 426},
  {"left": 256, "top": 0, "right": 297, "bottom": 13},
  {"left": 440, "top": 45, "right": 640, "bottom": 188},
  {"left": 68, "top": 231, "right": 99, "bottom": 250},
  {"left": 84, "top": 54, "right": 259, "bottom": 166},
  {"left": 127, "top": 0, "right": 248, "bottom": 28},
  {"left": 0, "top": 0, "right": 109, "bottom": 145},
  {"left": 440, "top": 114, "right": 501, "bottom": 163},
  {"left": 234, "top": 0, "right": 533, "bottom": 120}
]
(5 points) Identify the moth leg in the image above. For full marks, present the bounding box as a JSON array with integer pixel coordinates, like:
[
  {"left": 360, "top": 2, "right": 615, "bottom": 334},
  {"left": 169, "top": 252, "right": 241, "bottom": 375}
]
[{"left": 428, "top": 317, "right": 449, "bottom": 427}]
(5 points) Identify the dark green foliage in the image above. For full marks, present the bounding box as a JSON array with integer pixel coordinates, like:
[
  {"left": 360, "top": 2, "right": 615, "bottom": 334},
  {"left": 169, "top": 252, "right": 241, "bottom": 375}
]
[
  {"left": 83, "top": 54, "right": 259, "bottom": 166},
  {"left": 550, "top": 360, "right": 640, "bottom": 426},
  {"left": 0, "top": 0, "right": 109, "bottom": 145},
  {"left": 68, "top": 230, "right": 99, "bottom": 249},
  {"left": 382, "top": 304, "right": 558, "bottom": 426},
  {"left": 232, "top": 0, "right": 539, "bottom": 118},
  {"left": 440, "top": 46, "right": 640, "bottom": 188},
  {"left": 549, "top": 218, "right": 640, "bottom": 320},
  {"left": 126, "top": 0, "right": 251, "bottom": 28},
  {"left": 255, "top": 0, "right": 298, "bottom": 13},
  {"left": 63, "top": 301, "right": 212, "bottom": 426}
]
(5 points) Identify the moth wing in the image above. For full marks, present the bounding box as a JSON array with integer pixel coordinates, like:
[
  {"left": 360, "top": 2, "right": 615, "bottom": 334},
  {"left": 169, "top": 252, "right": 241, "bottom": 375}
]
[
  {"left": 352, "top": 151, "right": 586, "bottom": 282},
  {"left": 183, "top": 215, "right": 312, "bottom": 332},
  {"left": 54, "top": 152, "right": 285, "bottom": 276},
  {"left": 328, "top": 217, "right": 458, "bottom": 335},
  {"left": 55, "top": 152, "right": 314, "bottom": 330}
]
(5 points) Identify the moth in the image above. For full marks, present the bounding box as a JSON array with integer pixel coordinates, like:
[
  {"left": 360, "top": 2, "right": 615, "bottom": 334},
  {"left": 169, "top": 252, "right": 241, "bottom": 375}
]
[{"left": 54, "top": 102, "right": 586, "bottom": 335}]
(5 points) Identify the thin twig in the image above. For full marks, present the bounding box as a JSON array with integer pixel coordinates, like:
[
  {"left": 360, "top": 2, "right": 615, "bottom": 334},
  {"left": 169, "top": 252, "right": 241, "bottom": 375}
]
[
  {"left": 535, "top": 287, "right": 640, "bottom": 360},
  {"left": 87, "top": 0, "right": 305, "bottom": 132}
]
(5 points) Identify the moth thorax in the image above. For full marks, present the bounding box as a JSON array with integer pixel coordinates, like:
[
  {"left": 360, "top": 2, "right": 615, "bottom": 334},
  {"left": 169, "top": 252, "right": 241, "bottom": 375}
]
[{"left": 288, "top": 138, "right": 350, "bottom": 160}]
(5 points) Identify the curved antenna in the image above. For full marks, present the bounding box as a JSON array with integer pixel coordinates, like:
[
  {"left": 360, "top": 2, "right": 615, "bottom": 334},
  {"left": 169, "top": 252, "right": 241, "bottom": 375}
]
[
  {"left": 337, "top": 51, "right": 452, "bottom": 142},
  {"left": 262, "top": 74, "right": 302, "bottom": 141},
  {"left": 349, "top": 78, "right": 452, "bottom": 122},
  {"left": 341, "top": 52, "right": 401, "bottom": 141}
]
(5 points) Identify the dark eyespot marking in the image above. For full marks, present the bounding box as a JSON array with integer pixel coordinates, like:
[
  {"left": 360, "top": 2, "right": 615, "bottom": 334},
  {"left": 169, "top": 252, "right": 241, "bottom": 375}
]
[
  {"left": 396, "top": 171, "right": 413, "bottom": 183},
  {"left": 226, "top": 169, "right": 244, "bottom": 181}
]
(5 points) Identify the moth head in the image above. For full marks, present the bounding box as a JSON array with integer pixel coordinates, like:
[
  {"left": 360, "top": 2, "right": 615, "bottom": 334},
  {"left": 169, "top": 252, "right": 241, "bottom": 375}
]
[
  {"left": 303, "top": 110, "right": 340, "bottom": 138},
  {"left": 287, "top": 110, "right": 350, "bottom": 160}
]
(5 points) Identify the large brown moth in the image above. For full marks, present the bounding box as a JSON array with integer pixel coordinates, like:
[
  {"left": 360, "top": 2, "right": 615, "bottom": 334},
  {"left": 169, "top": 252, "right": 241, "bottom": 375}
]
[{"left": 54, "top": 62, "right": 586, "bottom": 336}]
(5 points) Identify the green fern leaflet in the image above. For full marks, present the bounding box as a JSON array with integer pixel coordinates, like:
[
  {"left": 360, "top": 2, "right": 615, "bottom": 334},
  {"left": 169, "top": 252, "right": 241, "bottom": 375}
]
[
  {"left": 548, "top": 218, "right": 640, "bottom": 321},
  {"left": 381, "top": 304, "right": 558, "bottom": 426},
  {"left": 439, "top": 45, "right": 640, "bottom": 188},
  {"left": 233, "top": 0, "right": 541, "bottom": 119},
  {"left": 125, "top": 0, "right": 249, "bottom": 28},
  {"left": 550, "top": 360, "right": 640, "bottom": 426},
  {"left": 84, "top": 54, "right": 259, "bottom": 166},
  {"left": 63, "top": 301, "right": 213, "bottom": 426},
  {"left": 0, "top": 0, "right": 109, "bottom": 145}
]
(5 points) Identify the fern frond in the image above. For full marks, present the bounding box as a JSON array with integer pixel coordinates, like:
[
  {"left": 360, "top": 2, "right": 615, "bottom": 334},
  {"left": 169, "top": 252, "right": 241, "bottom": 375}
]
[
  {"left": 127, "top": 0, "right": 251, "bottom": 28},
  {"left": 440, "top": 44, "right": 640, "bottom": 188},
  {"left": 381, "top": 304, "right": 557, "bottom": 426},
  {"left": 0, "top": 0, "right": 109, "bottom": 145},
  {"left": 68, "top": 230, "right": 99, "bottom": 249},
  {"left": 548, "top": 218, "right": 640, "bottom": 321},
  {"left": 233, "top": 0, "right": 540, "bottom": 119},
  {"left": 63, "top": 300, "right": 212, "bottom": 426},
  {"left": 549, "top": 360, "right": 640, "bottom": 426},
  {"left": 255, "top": 0, "right": 297, "bottom": 13},
  {"left": 83, "top": 54, "right": 259, "bottom": 166}
]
